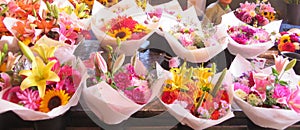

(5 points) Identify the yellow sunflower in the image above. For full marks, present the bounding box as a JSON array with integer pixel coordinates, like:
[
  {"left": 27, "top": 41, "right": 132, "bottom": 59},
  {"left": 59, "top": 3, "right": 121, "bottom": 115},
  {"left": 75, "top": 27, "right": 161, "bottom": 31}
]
[
  {"left": 108, "top": 27, "right": 132, "bottom": 41},
  {"left": 39, "top": 89, "right": 70, "bottom": 113},
  {"left": 268, "top": 12, "right": 275, "bottom": 21},
  {"left": 133, "top": 24, "right": 149, "bottom": 33},
  {"left": 279, "top": 34, "right": 291, "bottom": 45}
]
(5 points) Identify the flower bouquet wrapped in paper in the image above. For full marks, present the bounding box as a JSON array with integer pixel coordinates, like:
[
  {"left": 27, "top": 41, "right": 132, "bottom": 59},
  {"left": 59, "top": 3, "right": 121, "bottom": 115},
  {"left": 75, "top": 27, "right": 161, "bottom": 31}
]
[
  {"left": 163, "top": 7, "right": 228, "bottom": 63},
  {"left": 0, "top": 0, "right": 40, "bottom": 52},
  {"left": 230, "top": 54, "right": 300, "bottom": 129},
  {"left": 221, "top": 0, "right": 282, "bottom": 29},
  {"left": 160, "top": 60, "right": 234, "bottom": 129},
  {"left": 91, "top": 7, "right": 154, "bottom": 56},
  {"left": 226, "top": 24, "right": 275, "bottom": 58},
  {"left": 0, "top": 40, "right": 87, "bottom": 120},
  {"left": 82, "top": 46, "right": 166, "bottom": 124},
  {"left": 3, "top": 0, "right": 91, "bottom": 52}
]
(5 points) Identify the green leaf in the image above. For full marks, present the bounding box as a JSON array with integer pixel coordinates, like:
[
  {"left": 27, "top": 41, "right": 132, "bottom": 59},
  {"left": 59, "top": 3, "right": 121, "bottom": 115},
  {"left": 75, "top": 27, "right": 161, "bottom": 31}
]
[
  {"left": 2, "top": 43, "right": 7, "bottom": 54},
  {"left": 126, "top": 86, "right": 138, "bottom": 90},
  {"left": 111, "top": 84, "right": 118, "bottom": 90},
  {"left": 284, "top": 59, "right": 296, "bottom": 71},
  {"left": 279, "top": 80, "right": 288, "bottom": 86},
  {"left": 211, "top": 68, "right": 227, "bottom": 97},
  {"left": 272, "top": 67, "right": 279, "bottom": 76}
]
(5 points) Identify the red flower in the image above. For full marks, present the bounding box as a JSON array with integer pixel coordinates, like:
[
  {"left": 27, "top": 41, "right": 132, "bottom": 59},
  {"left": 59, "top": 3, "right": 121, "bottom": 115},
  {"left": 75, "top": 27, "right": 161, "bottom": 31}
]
[
  {"left": 111, "top": 16, "right": 138, "bottom": 31},
  {"left": 221, "top": 90, "right": 230, "bottom": 103},
  {"left": 161, "top": 90, "right": 179, "bottom": 104},
  {"left": 281, "top": 42, "right": 296, "bottom": 52},
  {"left": 248, "top": 71, "right": 255, "bottom": 87},
  {"left": 210, "top": 110, "right": 220, "bottom": 120}
]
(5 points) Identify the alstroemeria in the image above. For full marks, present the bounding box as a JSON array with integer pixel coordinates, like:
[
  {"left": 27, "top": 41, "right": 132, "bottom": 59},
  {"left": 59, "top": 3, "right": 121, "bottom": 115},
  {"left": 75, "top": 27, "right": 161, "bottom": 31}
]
[
  {"left": 287, "top": 87, "right": 300, "bottom": 113},
  {"left": 19, "top": 57, "right": 60, "bottom": 97},
  {"left": 273, "top": 55, "right": 288, "bottom": 74}
]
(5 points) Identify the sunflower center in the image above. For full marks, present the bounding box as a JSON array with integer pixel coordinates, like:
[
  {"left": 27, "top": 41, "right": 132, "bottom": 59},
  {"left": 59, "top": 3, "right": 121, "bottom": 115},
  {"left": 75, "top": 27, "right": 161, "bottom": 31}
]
[
  {"left": 283, "top": 39, "right": 288, "bottom": 43},
  {"left": 48, "top": 96, "right": 62, "bottom": 111},
  {"left": 116, "top": 32, "right": 126, "bottom": 39}
]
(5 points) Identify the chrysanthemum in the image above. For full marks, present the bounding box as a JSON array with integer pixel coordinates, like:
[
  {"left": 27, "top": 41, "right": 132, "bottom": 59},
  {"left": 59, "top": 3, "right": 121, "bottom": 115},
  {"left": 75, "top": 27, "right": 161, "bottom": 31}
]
[
  {"left": 108, "top": 27, "right": 132, "bottom": 41},
  {"left": 39, "top": 89, "right": 70, "bottom": 113},
  {"left": 16, "top": 89, "right": 41, "bottom": 111}
]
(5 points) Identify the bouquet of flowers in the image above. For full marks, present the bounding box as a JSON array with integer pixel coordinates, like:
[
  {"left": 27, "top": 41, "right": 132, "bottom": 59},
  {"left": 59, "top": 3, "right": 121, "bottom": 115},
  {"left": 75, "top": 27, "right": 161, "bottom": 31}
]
[
  {"left": 3, "top": 0, "right": 91, "bottom": 50},
  {"left": 0, "top": 0, "right": 40, "bottom": 52},
  {"left": 162, "top": 7, "right": 228, "bottom": 63},
  {"left": 81, "top": 46, "right": 166, "bottom": 124},
  {"left": 160, "top": 61, "right": 234, "bottom": 129},
  {"left": 230, "top": 54, "right": 300, "bottom": 129},
  {"left": 276, "top": 31, "right": 300, "bottom": 53},
  {"left": 226, "top": 24, "right": 275, "bottom": 58},
  {"left": 91, "top": 6, "right": 154, "bottom": 56},
  {"left": 233, "top": 0, "right": 276, "bottom": 27},
  {"left": 0, "top": 41, "right": 87, "bottom": 120}
]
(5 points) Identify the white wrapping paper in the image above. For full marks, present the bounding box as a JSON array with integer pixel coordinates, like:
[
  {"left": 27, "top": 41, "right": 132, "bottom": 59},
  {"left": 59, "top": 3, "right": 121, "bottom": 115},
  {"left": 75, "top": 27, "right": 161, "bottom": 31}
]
[
  {"left": 221, "top": 12, "right": 282, "bottom": 58},
  {"left": 0, "top": 56, "right": 88, "bottom": 121},
  {"left": 81, "top": 61, "right": 167, "bottom": 124},
  {"left": 229, "top": 54, "right": 300, "bottom": 129},
  {"left": 160, "top": 70, "right": 235, "bottom": 129},
  {"left": 91, "top": 7, "right": 154, "bottom": 56}
]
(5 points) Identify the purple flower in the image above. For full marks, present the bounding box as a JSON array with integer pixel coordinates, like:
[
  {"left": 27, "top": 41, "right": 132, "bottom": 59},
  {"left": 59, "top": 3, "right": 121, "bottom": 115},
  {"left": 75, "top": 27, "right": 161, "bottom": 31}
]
[{"left": 290, "top": 34, "right": 299, "bottom": 42}]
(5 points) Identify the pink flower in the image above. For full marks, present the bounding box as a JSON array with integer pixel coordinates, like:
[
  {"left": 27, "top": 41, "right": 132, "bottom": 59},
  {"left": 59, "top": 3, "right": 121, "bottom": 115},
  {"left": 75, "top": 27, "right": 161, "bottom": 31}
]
[
  {"left": 287, "top": 87, "right": 300, "bottom": 113},
  {"left": 234, "top": 82, "right": 250, "bottom": 94},
  {"left": 95, "top": 51, "right": 107, "bottom": 74},
  {"left": 113, "top": 72, "right": 131, "bottom": 90},
  {"left": 52, "top": 23, "right": 78, "bottom": 45},
  {"left": 179, "top": 33, "right": 193, "bottom": 47},
  {"left": 274, "top": 55, "right": 288, "bottom": 74},
  {"left": 273, "top": 84, "right": 291, "bottom": 104},
  {"left": 259, "top": 3, "right": 275, "bottom": 13},
  {"left": 131, "top": 85, "right": 151, "bottom": 105},
  {"left": 240, "top": 1, "right": 257, "bottom": 12},
  {"left": 252, "top": 74, "right": 269, "bottom": 101},
  {"left": 16, "top": 89, "right": 41, "bottom": 110},
  {"left": 169, "top": 57, "right": 180, "bottom": 68},
  {"left": 0, "top": 72, "right": 11, "bottom": 91}
]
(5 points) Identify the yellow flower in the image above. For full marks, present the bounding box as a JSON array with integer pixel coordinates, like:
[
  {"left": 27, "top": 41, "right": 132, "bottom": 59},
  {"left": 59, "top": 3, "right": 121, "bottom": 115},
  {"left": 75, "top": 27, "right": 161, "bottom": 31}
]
[
  {"left": 234, "top": 89, "right": 248, "bottom": 100},
  {"left": 249, "top": 10, "right": 257, "bottom": 17},
  {"left": 19, "top": 57, "right": 60, "bottom": 98},
  {"left": 39, "top": 89, "right": 70, "bottom": 113},
  {"left": 133, "top": 24, "right": 148, "bottom": 33},
  {"left": 75, "top": 3, "right": 90, "bottom": 19},
  {"left": 279, "top": 34, "right": 291, "bottom": 45},
  {"left": 108, "top": 27, "right": 132, "bottom": 41},
  {"left": 268, "top": 12, "right": 275, "bottom": 21},
  {"left": 194, "top": 67, "right": 214, "bottom": 90},
  {"left": 33, "top": 44, "right": 57, "bottom": 63}
]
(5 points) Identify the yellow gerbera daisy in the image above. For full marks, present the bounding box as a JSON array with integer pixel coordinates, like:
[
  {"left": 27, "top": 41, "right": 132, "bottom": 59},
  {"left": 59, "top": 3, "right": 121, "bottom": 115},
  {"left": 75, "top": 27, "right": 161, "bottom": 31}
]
[
  {"left": 39, "top": 89, "right": 70, "bottom": 113},
  {"left": 108, "top": 27, "right": 132, "bottom": 41},
  {"left": 279, "top": 34, "right": 291, "bottom": 45}
]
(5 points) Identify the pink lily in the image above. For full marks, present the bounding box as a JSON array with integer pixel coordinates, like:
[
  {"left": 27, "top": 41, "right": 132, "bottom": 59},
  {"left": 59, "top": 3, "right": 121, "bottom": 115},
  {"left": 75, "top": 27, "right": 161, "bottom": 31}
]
[
  {"left": 287, "top": 87, "right": 300, "bottom": 113},
  {"left": 0, "top": 72, "right": 11, "bottom": 90},
  {"left": 52, "top": 23, "right": 78, "bottom": 45},
  {"left": 252, "top": 73, "right": 269, "bottom": 101},
  {"left": 95, "top": 51, "right": 107, "bottom": 74},
  {"left": 273, "top": 55, "right": 288, "bottom": 74}
]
